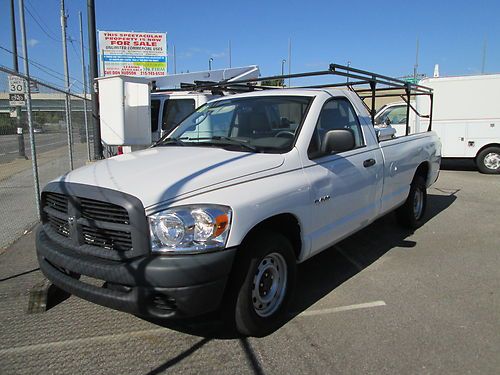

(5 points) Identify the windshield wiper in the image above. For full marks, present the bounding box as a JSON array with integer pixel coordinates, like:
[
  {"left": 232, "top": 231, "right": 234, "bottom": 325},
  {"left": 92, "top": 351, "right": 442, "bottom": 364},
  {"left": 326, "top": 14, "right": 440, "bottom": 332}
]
[
  {"left": 187, "top": 136, "right": 259, "bottom": 152},
  {"left": 155, "top": 137, "right": 185, "bottom": 147}
]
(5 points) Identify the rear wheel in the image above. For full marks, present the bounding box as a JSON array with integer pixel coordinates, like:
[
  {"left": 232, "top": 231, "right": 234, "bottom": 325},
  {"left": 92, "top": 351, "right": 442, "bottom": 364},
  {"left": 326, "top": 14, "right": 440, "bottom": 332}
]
[
  {"left": 226, "top": 232, "right": 296, "bottom": 337},
  {"left": 476, "top": 146, "right": 500, "bottom": 174},
  {"left": 396, "top": 175, "right": 427, "bottom": 229}
]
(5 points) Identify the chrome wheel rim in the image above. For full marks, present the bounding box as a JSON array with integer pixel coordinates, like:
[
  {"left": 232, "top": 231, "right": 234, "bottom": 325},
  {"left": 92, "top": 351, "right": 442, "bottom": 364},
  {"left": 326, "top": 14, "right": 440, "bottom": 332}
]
[
  {"left": 252, "top": 252, "right": 287, "bottom": 318},
  {"left": 413, "top": 187, "right": 424, "bottom": 220},
  {"left": 484, "top": 152, "right": 500, "bottom": 170}
]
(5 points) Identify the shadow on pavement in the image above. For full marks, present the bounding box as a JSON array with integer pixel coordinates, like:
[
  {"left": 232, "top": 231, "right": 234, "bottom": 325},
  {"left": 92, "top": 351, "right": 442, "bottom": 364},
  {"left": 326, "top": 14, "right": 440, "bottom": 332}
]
[
  {"left": 0, "top": 267, "right": 39, "bottom": 282},
  {"left": 144, "top": 192, "right": 457, "bottom": 339},
  {"left": 145, "top": 337, "right": 211, "bottom": 375}
]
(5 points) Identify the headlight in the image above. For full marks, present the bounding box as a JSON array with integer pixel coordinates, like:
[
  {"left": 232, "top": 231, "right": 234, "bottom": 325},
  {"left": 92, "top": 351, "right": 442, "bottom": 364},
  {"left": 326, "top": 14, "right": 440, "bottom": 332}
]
[{"left": 148, "top": 205, "right": 231, "bottom": 254}]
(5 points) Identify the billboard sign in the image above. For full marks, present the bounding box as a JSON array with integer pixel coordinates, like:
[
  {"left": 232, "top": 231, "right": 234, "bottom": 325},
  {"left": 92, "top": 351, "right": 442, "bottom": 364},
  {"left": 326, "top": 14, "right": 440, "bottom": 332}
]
[{"left": 98, "top": 31, "right": 167, "bottom": 77}]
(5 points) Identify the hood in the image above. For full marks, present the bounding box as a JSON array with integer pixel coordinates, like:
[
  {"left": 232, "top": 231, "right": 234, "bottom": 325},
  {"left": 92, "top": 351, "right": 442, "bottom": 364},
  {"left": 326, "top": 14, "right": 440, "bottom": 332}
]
[{"left": 55, "top": 146, "right": 284, "bottom": 208}]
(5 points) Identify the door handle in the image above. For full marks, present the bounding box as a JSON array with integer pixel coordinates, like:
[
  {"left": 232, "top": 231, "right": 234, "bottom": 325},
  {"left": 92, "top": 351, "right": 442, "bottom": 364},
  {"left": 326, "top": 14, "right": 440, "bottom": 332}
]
[{"left": 363, "top": 158, "right": 376, "bottom": 168}]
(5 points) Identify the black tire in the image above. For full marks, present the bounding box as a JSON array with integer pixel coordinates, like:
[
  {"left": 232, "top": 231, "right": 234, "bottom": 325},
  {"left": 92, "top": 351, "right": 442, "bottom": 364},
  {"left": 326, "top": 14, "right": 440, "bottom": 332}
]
[
  {"left": 396, "top": 175, "right": 427, "bottom": 229},
  {"left": 476, "top": 146, "right": 500, "bottom": 174},
  {"left": 225, "top": 232, "right": 296, "bottom": 337}
]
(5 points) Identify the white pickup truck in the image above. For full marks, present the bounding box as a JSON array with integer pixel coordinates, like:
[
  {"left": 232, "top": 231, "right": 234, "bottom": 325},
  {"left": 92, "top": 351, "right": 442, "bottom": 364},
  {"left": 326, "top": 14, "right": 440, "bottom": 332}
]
[{"left": 36, "top": 84, "right": 441, "bottom": 336}]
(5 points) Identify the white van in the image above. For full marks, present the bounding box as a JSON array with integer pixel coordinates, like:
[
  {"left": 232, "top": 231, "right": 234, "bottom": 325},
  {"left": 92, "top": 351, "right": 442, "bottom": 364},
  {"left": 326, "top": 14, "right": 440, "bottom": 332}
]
[{"left": 375, "top": 74, "right": 500, "bottom": 173}]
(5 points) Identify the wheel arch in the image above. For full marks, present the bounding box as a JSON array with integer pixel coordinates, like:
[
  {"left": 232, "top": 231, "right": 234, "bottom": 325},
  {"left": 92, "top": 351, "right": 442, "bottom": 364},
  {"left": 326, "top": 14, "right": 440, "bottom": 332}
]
[
  {"left": 414, "top": 161, "right": 430, "bottom": 185},
  {"left": 475, "top": 143, "right": 500, "bottom": 159},
  {"left": 239, "top": 213, "right": 302, "bottom": 261}
]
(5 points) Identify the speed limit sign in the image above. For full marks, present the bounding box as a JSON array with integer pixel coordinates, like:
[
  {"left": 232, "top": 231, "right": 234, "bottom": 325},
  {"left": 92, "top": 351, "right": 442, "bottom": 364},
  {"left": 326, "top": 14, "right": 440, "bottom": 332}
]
[{"left": 8, "top": 75, "right": 26, "bottom": 106}]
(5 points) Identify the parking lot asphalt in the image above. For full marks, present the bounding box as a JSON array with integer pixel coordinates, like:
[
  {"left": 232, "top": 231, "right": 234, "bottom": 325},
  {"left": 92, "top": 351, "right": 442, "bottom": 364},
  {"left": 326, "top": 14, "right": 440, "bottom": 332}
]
[{"left": 0, "top": 166, "right": 498, "bottom": 374}]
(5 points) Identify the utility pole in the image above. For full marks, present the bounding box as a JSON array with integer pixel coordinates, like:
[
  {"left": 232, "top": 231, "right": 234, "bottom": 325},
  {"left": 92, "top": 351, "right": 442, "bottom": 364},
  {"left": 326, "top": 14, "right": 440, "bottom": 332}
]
[
  {"left": 87, "top": 0, "right": 103, "bottom": 159},
  {"left": 60, "top": 0, "right": 73, "bottom": 170},
  {"left": 173, "top": 44, "right": 176, "bottom": 74},
  {"left": 288, "top": 38, "right": 292, "bottom": 87},
  {"left": 18, "top": 0, "right": 41, "bottom": 219},
  {"left": 10, "top": 0, "right": 27, "bottom": 159},
  {"left": 281, "top": 59, "right": 286, "bottom": 87},
  {"left": 228, "top": 40, "right": 232, "bottom": 68},
  {"left": 413, "top": 38, "right": 419, "bottom": 83},
  {"left": 481, "top": 38, "right": 487, "bottom": 74},
  {"left": 79, "top": 11, "right": 91, "bottom": 161}
]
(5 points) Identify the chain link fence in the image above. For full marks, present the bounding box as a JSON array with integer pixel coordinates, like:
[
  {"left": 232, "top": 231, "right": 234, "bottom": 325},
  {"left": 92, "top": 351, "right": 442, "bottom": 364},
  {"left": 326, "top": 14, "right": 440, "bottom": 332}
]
[{"left": 0, "top": 65, "right": 93, "bottom": 250}]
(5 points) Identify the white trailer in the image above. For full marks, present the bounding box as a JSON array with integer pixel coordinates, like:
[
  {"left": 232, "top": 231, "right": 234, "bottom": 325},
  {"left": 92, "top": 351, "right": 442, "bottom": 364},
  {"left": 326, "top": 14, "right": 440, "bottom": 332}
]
[{"left": 375, "top": 74, "right": 500, "bottom": 173}]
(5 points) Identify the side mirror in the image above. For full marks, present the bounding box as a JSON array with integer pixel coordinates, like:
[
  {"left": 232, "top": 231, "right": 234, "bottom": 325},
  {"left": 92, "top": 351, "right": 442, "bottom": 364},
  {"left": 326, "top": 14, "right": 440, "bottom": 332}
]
[
  {"left": 384, "top": 117, "right": 391, "bottom": 126},
  {"left": 321, "top": 129, "right": 356, "bottom": 154}
]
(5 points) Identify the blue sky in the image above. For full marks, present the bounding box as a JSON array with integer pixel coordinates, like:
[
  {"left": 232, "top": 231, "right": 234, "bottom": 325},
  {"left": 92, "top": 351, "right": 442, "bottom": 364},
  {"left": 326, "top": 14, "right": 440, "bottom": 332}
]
[{"left": 1, "top": 0, "right": 499, "bottom": 91}]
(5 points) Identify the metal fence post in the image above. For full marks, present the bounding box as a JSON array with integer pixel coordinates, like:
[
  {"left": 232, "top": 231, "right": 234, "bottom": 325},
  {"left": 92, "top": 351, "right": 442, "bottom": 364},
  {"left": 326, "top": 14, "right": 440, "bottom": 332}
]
[
  {"left": 60, "top": 0, "right": 74, "bottom": 170},
  {"left": 79, "top": 11, "right": 91, "bottom": 161},
  {"left": 18, "top": 0, "right": 41, "bottom": 220}
]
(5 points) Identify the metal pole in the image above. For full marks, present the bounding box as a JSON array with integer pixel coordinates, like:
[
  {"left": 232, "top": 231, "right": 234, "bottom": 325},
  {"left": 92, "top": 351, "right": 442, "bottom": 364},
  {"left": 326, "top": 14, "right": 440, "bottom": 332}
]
[
  {"left": 481, "top": 38, "right": 487, "bottom": 74},
  {"left": 87, "top": 0, "right": 103, "bottom": 159},
  {"left": 10, "top": 0, "right": 27, "bottom": 159},
  {"left": 370, "top": 80, "right": 376, "bottom": 125},
  {"left": 413, "top": 38, "right": 419, "bottom": 82},
  {"left": 79, "top": 11, "right": 91, "bottom": 161},
  {"left": 281, "top": 59, "right": 286, "bottom": 87},
  {"left": 60, "top": 0, "right": 73, "bottom": 170},
  {"left": 347, "top": 61, "right": 351, "bottom": 83},
  {"left": 405, "top": 83, "right": 411, "bottom": 135},
  {"left": 18, "top": 0, "right": 41, "bottom": 219},
  {"left": 287, "top": 38, "right": 291, "bottom": 87},
  {"left": 173, "top": 44, "right": 176, "bottom": 74},
  {"left": 228, "top": 40, "right": 232, "bottom": 68},
  {"left": 209, "top": 57, "right": 213, "bottom": 71}
]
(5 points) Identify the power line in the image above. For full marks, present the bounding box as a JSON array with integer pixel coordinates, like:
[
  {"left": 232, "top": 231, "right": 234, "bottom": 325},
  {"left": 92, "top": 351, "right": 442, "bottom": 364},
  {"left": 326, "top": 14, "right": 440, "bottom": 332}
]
[
  {"left": 24, "top": 2, "right": 61, "bottom": 43},
  {"left": 0, "top": 45, "right": 84, "bottom": 91}
]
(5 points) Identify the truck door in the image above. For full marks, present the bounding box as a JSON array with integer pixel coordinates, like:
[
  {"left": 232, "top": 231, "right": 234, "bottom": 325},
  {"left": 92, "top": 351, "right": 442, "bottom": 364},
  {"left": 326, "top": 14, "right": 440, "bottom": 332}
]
[{"left": 303, "top": 97, "right": 383, "bottom": 256}]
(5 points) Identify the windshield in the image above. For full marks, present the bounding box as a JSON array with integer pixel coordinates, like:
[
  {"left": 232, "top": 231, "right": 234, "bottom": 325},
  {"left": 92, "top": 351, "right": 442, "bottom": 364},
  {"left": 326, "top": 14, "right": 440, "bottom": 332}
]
[{"left": 156, "top": 96, "right": 312, "bottom": 153}]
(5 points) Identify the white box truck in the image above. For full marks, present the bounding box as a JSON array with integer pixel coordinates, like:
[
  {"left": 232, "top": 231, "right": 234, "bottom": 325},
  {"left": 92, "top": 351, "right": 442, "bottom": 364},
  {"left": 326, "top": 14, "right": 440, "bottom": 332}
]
[{"left": 375, "top": 74, "right": 500, "bottom": 173}]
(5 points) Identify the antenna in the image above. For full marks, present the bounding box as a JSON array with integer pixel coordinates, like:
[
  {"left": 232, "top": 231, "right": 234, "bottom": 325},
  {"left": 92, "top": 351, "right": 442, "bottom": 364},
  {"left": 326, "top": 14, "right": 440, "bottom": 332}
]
[
  {"left": 481, "top": 38, "right": 487, "bottom": 74},
  {"left": 413, "top": 38, "right": 419, "bottom": 82}
]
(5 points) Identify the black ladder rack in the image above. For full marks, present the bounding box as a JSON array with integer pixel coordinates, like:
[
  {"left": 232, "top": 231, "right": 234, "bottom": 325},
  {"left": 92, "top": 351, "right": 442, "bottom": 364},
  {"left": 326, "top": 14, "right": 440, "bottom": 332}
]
[{"left": 156, "top": 63, "right": 434, "bottom": 134}]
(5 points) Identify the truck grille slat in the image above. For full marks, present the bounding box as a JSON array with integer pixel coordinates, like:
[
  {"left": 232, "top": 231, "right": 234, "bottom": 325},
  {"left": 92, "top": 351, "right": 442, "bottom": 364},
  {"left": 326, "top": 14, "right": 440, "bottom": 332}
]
[
  {"left": 47, "top": 215, "right": 70, "bottom": 237},
  {"left": 43, "top": 191, "right": 135, "bottom": 255},
  {"left": 45, "top": 193, "right": 68, "bottom": 213}
]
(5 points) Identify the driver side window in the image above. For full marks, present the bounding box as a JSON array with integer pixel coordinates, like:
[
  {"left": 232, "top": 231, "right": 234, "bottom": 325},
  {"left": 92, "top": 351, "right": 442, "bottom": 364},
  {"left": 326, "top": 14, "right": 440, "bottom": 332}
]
[
  {"left": 379, "top": 105, "right": 407, "bottom": 125},
  {"left": 308, "top": 98, "right": 364, "bottom": 159}
]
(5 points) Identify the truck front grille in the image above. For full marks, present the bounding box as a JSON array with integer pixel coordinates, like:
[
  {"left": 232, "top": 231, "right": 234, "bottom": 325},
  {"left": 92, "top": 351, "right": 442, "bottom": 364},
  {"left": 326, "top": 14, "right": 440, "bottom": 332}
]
[{"left": 43, "top": 191, "right": 134, "bottom": 255}]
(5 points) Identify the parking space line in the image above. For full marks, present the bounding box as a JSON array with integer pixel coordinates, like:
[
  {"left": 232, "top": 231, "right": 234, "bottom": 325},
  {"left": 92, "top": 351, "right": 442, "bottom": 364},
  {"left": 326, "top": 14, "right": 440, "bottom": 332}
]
[
  {"left": 0, "top": 328, "right": 170, "bottom": 355},
  {"left": 298, "top": 300, "right": 386, "bottom": 317}
]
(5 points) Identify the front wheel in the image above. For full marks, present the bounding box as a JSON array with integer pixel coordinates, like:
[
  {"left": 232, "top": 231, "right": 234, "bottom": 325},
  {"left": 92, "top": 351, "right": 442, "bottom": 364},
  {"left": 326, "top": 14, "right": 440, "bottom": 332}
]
[
  {"left": 476, "top": 146, "right": 500, "bottom": 174},
  {"left": 227, "top": 232, "right": 296, "bottom": 337},
  {"left": 396, "top": 175, "right": 427, "bottom": 229}
]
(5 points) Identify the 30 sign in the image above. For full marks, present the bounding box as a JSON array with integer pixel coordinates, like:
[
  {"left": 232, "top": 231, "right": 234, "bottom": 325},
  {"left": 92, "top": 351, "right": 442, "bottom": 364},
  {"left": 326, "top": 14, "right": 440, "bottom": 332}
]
[{"left": 8, "top": 75, "right": 26, "bottom": 106}]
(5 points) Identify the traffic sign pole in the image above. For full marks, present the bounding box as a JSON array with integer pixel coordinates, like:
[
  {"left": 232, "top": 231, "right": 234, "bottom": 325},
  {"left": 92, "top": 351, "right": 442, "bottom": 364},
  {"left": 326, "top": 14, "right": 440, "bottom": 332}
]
[{"left": 9, "top": 0, "right": 27, "bottom": 159}]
